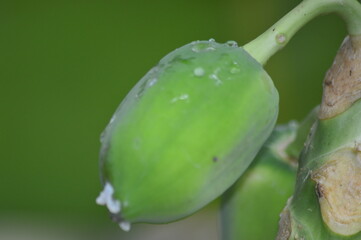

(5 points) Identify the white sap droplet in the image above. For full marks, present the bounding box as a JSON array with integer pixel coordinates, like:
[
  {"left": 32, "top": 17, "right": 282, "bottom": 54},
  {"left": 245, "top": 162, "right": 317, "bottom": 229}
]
[
  {"left": 119, "top": 221, "right": 131, "bottom": 232},
  {"left": 107, "top": 200, "right": 121, "bottom": 214},
  {"left": 96, "top": 193, "right": 106, "bottom": 205},
  {"left": 96, "top": 182, "right": 113, "bottom": 205},
  {"left": 208, "top": 38, "right": 215, "bottom": 42},
  {"left": 171, "top": 94, "right": 189, "bottom": 103},
  {"left": 193, "top": 67, "right": 205, "bottom": 77},
  {"left": 96, "top": 182, "right": 121, "bottom": 214}
]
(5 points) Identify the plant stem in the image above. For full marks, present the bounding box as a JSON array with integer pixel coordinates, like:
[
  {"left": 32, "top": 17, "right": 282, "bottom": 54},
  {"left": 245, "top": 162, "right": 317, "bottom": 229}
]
[{"left": 244, "top": 0, "right": 361, "bottom": 65}]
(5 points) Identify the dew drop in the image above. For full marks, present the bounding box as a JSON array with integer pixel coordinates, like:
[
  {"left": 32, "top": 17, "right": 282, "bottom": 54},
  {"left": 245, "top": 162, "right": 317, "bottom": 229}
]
[
  {"left": 171, "top": 94, "right": 189, "bottom": 103},
  {"left": 191, "top": 44, "right": 202, "bottom": 53},
  {"left": 100, "top": 130, "right": 106, "bottom": 143},
  {"left": 192, "top": 42, "right": 216, "bottom": 53},
  {"left": 226, "top": 40, "right": 238, "bottom": 47},
  {"left": 210, "top": 74, "right": 223, "bottom": 86},
  {"left": 180, "top": 94, "right": 188, "bottom": 100},
  {"left": 230, "top": 67, "right": 240, "bottom": 74},
  {"left": 193, "top": 67, "right": 205, "bottom": 77},
  {"left": 148, "top": 78, "right": 157, "bottom": 87}
]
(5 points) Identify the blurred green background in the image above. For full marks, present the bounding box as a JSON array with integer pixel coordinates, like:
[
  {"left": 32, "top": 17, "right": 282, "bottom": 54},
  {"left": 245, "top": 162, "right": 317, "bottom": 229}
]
[{"left": 0, "top": 0, "right": 346, "bottom": 239}]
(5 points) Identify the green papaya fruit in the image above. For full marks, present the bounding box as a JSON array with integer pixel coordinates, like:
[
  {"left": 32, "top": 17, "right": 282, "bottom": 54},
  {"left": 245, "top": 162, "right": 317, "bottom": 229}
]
[
  {"left": 96, "top": 39, "right": 279, "bottom": 230},
  {"left": 221, "top": 106, "right": 319, "bottom": 240},
  {"left": 220, "top": 123, "right": 297, "bottom": 240}
]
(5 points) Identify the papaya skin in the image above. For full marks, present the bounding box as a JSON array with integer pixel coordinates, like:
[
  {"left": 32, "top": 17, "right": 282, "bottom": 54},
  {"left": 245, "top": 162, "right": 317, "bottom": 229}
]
[
  {"left": 98, "top": 40, "right": 279, "bottom": 225},
  {"left": 221, "top": 123, "right": 298, "bottom": 240}
]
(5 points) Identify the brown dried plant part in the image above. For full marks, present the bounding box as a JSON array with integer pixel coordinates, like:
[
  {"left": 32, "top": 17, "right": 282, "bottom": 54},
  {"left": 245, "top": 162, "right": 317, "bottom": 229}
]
[
  {"left": 276, "top": 198, "right": 293, "bottom": 240},
  {"left": 319, "top": 35, "right": 361, "bottom": 119},
  {"left": 311, "top": 148, "right": 361, "bottom": 236}
]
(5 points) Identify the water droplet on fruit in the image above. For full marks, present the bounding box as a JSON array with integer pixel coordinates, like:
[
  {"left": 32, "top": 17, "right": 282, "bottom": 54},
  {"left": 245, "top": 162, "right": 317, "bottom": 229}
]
[
  {"left": 209, "top": 38, "right": 215, "bottom": 42},
  {"left": 226, "top": 40, "right": 238, "bottom": 47},
  {"left": 100, "top": 131, "right": 106, "bottom": 143},
  {"left": 148, "top": 78, "right": 157, "bottom": 87},
  {"left": 210, "top": 74, "right": 222, "bottom": 86},
  {"left": 194, "top": 67, "right": 205, "bottom": 77},
  {"left": 192, "top": 42, "right": 216, "bottom": 53},
  {"left": 171, "top": 94, "right": 189, "bottom": 103},
  {"left": 191, "top": 44, "right": 204, "bottom": 53},
  {"left": 230, "top": 67, "right": 240, "bottom": 74},
  {"left": 136, "top": 82, "right": 147, "bottom": 98}
]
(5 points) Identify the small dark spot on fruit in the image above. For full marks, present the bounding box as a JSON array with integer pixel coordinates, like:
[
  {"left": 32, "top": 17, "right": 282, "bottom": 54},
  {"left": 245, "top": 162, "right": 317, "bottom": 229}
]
[
  {"left": 272, "top": 28, "right": 275, "bottom": 32},
  {"left": 350, "top": 69, "right": 352, "bottom": 76},
  {"left": 212, "top": 156, "right": 218, "bottom": 162}
]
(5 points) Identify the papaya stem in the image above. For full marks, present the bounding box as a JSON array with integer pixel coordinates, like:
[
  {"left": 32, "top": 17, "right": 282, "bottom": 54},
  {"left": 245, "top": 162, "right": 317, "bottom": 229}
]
[{"left": 244, "top": 0, "right": 361, "bottom": 65}]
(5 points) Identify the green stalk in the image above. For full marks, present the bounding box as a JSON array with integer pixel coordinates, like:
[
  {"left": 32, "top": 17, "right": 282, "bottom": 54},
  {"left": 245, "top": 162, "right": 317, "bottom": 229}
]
[
  {"left": 285, "top": 106, "right": 319, "bottom": 161},
  {"left": 276, "top": 37, "right": 361, "bottom": 239},
  {"left": 278, "top": 102, "right": 361, "bottom": 239},
  {"left": 243, "top": 0, "right": 361, "bottom": 65},
  {"left": 220, "top": 107, "right": 318, "bottom": 240}
]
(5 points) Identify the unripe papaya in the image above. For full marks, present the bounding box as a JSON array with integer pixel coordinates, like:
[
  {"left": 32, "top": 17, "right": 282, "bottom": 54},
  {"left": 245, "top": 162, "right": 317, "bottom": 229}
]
[
  {"left": 96, "top": 39, "right": 279, "bottom": 230},
  {"left": 221, "top": 122, "right": 298, "bottom": 240},
  {"left": 221, "top": 107, "right": 318, "bottom": 240}
]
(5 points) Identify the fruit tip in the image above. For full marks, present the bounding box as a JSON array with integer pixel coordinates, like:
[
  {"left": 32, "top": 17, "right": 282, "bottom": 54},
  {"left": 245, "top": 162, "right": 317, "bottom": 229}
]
[{"left": 96, "top": 182, "right": 122, "bottom": 214}]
